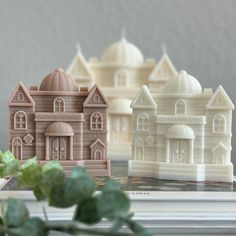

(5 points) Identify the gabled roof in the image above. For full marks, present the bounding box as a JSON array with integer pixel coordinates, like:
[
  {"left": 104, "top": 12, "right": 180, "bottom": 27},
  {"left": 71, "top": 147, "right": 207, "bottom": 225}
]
[
  {"left": 206, "top": 85, "right": 234, "bottom": 110},
  {"left": 8, "top": 82, "right": 35, "bottom": 107},
  {"left": 83, "top": 84, "right": 108, "bottom": 107},
  {"left": 149, "top": 53, "right": 177, "bottom": 81},
  {"left": 67, "top": 46, "right": 95, "bottom": 81},
  {"left": 212, "top": 142, "right": 229, "bottom": 152},
  {"left": 131, "top": 85, "right": 157, "bottom": 109},
  {"left": 90, "top": 139, "right": 106, "bottom": 148}
]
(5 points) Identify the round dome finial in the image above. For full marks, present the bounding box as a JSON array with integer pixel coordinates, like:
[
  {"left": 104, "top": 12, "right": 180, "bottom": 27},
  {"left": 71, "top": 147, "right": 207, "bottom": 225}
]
[
  {"left": 39, "top": 68, "right": 78, "bottom": 92},
  {"left": 121, "top": 29, "right": 126, "bottom": 41},
  {"left": 162, "top": 70, "right": 202, "bottom": 95},
  {"left": 54, "top": 68, "right": 64, "bottom": 72},
  {"left": 179, "top": 70, "right": 187, "bottom": 75}
]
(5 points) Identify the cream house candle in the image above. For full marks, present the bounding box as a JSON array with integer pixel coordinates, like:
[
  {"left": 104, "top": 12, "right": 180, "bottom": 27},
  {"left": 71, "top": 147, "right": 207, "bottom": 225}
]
[
  {"left": 67, "top": 37, "right": 177, "bottom": 158},
  {"left": 129, "top": 70, "right": 234, "bottom": 182}
]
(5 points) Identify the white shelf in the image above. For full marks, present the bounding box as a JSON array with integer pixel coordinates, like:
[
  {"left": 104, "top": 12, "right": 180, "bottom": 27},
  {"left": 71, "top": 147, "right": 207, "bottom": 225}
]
[{"left": 1, "top": 184, "right": 236, "bottom": 235}]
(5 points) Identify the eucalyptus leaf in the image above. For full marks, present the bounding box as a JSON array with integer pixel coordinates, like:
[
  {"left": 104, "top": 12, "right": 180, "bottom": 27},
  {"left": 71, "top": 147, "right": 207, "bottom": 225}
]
[
  {"left": 0, "top": 151, "right": 19, "bottom": 177},
  {"left": 17, "top": 157, "right": 42, "bottom": 187},
  {"left": 33, "top": 186, "right": 46, "bottom": 201},
  {"left": 0, "top": 163, "right": 5, "bottom": 178},
  {"left": 74, "top": 197, "right": 101, "bottom": 224},
  {"left": 43, "top": 160, "right": 63, "bottom": 172},
  {"left": 98, "top": 190, "right": 130, "bottom": 219},
  {"left": 20, "top": 217, "right": 48, "bottom": 236},
  {"left": 3, "top": 159, "right": 19, "bottom": 177},
  {"left": 48, "top": 180, "right": 72, "bottom": 208},
  {"left": 103, "top": 179, "right": 121, "bottom": 192},
  {"left": 65, "top": 176, "right": 96, "bottom": 205},
  {"left": 70, "top": 166, "right": 87, "bottom": 179},
  {"left": 0, "top": 217, "right": 5, "bottom": 236},
  {"left": 1, "top": 151, "right": 15, "bottom": 163},
  {"left": 40, "top": 168, "right": 65, "bottom": 197},
  {"left": 4, "top": 198, "right": 29, "bottom": 228}
]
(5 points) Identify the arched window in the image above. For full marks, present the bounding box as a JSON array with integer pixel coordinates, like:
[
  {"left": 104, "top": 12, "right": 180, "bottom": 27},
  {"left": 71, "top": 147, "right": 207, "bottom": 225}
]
[
  {"left": 175, "top": 99, "right": 186, "bottom": 115},
  {"left": 213, "top": 114, "right": 226, "bottom": 133},
  {"left": 135, "top": 137, "right": 144, "bottom": 160},
  {"left": 12, "top": 137, "right": 23, "bottom": 160},
  {"left": 139, "top": 95, "right": 146, "bottom": 105},
  {"left": 17, "top": 93, "right": 24, "bottom": 101},
  {"left": 94, "top": 95, "right": 99, "bottom": 102},
  {"left": 14, "top": 111, "right": 27, "bottom": 130},
  {"left": 114, "top": 70, "right": 127, "bottom": 87},
  {"left": 54, "top": 97, "right": 65, "bottom": 112},
  {"left": 94, "top": 150, "right": 103, "bottom": 160},
  {"left": 90, "top": 112, "right": 103, "bottom": 130},
  {"left": 137, "top": 113, "right": 149, "bottom": 131}
]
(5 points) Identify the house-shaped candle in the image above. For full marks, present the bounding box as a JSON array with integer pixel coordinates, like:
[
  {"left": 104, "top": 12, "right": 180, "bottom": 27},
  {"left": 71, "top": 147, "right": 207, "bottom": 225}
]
[
  {"left": 8, "top": 68, "right": 110, "bottom": 176},
  {"left": 67, "top": 37, "right": 177, "bottom": 158},
  {"left": 129, "top": 70, "right": 234, "bottom": 182}
]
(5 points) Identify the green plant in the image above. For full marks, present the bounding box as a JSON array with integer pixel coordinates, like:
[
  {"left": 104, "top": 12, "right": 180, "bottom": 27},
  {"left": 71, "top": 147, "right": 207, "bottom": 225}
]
[{"left": 0, "top": 150, "right": 151, "bottom": 236}]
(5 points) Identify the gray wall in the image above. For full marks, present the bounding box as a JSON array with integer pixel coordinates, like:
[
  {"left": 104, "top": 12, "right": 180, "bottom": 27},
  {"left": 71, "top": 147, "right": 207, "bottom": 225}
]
[{"left": 1, "top": 0, "right": 236, "bottom": 170}]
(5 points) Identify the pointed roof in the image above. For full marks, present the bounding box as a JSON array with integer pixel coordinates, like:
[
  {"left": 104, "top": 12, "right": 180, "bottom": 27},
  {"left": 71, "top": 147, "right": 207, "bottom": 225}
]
[
  {"left": 67, "top": 46, "right": 95, "bottom": 81},
  {"left": 83, "top": 84, "right": 108, "bottom": 107},
  {"left": 131, "top": 85, "right": 157, "bottom": 109},
  {"left": 149, "top": 53, "right": 177, "bottom": 81},
  {"left": 8, "top": 82, "right": 35, "bottom": 107},
  {"left": 212, "top": 142, "right": 229, "bottom": 152},
  {"left": 90, "top": 139, "right": 106, "bottom": 148},
  {"left": 206, "top": 85, "right": 234, "bottom": 110}
]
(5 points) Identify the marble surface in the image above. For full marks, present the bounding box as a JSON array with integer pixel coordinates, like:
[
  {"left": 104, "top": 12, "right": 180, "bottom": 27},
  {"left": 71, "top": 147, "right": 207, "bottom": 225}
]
[{"left": 1, "top": 161, "right": 236, "bottom": 192}]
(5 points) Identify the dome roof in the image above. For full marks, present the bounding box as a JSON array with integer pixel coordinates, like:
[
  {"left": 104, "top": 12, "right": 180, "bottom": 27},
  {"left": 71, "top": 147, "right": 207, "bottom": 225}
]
[
  {"left": 108, "top": 98, "right": 132, "bottom": 115},
  {"left": 166, "top": 124, "right": 195, "bottom": 139},
  {"left": 162, "top": 70, "right": 202, "bottom": 95},
  {"left": 101, "top": 38, "right": 144, "bottom": 66},
  {"left": 40, "top": 68, "right": 79, "bottom": 92},
  {"left": 45, "top": 122, "right": 74, "bottom": 136}
]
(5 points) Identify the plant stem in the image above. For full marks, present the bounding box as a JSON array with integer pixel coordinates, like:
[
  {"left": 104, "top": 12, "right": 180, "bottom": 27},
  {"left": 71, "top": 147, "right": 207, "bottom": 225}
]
[{"left": 47, "top": 222, "right": 133, "bottom": 236}]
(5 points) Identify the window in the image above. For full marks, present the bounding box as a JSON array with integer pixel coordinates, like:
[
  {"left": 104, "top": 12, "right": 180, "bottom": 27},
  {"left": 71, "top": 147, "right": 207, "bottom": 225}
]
[
  {"left": 17, "top": 93, "right": 24, "bottom": 101},
  {"left": 137, "top": 113, "right": 149, "bottom": 131},
  {"left": 135, "top": 137, "right": 144, "bottom": 160},
  {"left": 175, "top": 100, "right": 186, "bottom": 115},
  {"left": 94, "top": 95, "right": 99, "bottom": 102},
  {"left": 213, "top": 114, "right": 226, "bottom": 133},
  {"left": 14, "top": 111, "right": 27, "bottom": 130},
  {"left": 23, "top": 134, "right": 34, "bottom": 145},
  {"left": 54, "top": 97, "right": 65, "bottom": 112},
  {"left": 12, "top": 137, "right": 23, "bottom": 160},
  {"left": 139, "top": 95, "right": 146, "bottom": 105},
  {"left": 90, "top": 112, "right": 103, "bottom": 130},
  {"left": 216, "top": 95, "right": 224, "bottom": 105},
  {"left": 114, "top": 70, "right": 126, "bottom": 87}
]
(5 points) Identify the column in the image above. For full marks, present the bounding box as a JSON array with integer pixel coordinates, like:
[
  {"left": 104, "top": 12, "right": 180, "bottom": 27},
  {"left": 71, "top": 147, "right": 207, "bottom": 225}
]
[
  {"left": 69, "top": 136, "right": 73, "bottom": 160},
  {"left": 166, "top": 139, "right": 170, "bottom": 162},
  {"left": 45, "top": 136, "right": 50, "bottom": 161},
  {"left": 189, "top": 139, "right": 194, "bottom": 163},
  {"left": 79, "top": 121, "right": 83, "bottom": 160}
]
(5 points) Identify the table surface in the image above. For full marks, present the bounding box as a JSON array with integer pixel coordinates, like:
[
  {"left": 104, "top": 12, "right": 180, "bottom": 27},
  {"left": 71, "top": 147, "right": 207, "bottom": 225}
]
[{"left": 2, "top": 161, "right": 236, "bottom": 192}]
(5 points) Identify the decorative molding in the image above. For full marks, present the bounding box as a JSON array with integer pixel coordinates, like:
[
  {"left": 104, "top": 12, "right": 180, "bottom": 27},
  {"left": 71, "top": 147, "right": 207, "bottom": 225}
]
[
  {"left": 34, "top": 112, "right": 84, "bottom": 122},
  {"left": 156, "top": 115, "right": 206, "bottom": 124}
]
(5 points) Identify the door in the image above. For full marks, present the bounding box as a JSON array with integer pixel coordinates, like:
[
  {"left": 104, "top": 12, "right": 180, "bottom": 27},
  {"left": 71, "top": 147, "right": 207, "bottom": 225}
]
[
  {"left": 94, "top": 150, "right": 103, "bottom": 160},
  {"left": 50, "top": 137, "right": 68, "bottom": 160},
  {"left": 110, "top": 115, "right": 130, "bottom": 143},
  {"left": 170, "top": 139, "right": 188, "bottom": 163},
  {"left": 215, "top": 154, "right": 224, "bottom": 164}
]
